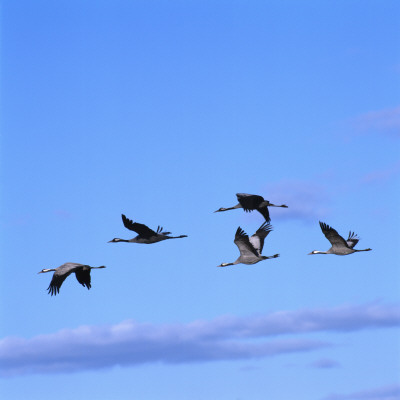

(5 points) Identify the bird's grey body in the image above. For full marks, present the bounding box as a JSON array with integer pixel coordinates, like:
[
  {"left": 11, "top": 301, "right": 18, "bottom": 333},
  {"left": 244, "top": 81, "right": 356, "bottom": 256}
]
[
  {"left": 309, "top": 222, "right": 372, "bottom": 256},
  {"left": 217, "top": 222, "right": 279, "bottom": 267},
  {"left": 38, "top": 262, "right": 106, "bottom": 296},
  {"left": 108, "top": 214, "right": 187, "bottom": 244},
  {"left": 214, "top": 193, "right": 288, "bottom": 222}
]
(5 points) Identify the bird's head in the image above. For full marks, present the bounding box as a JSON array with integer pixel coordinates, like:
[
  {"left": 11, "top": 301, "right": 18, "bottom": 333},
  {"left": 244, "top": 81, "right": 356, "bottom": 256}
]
[
  {"left": 217, "top": 262, "right": 233, "bottom": 267},
  {"left": 38, "top": 268, "right": 53, "bottom": 274},
  {"left": 108, "top": 238, "right": 124, "bottom": 243},
  {"left": 214, "top": 207, "right": 225, "bottom": 213},
  {"left": 308, "top": 250, "right": 323, "bottom": 255}
]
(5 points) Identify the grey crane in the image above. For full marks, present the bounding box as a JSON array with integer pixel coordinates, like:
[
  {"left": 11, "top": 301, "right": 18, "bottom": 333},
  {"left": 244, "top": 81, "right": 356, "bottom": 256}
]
[
  {"left": 108, "top": 214, "right": 187, "bottom": 244},
  {"left": 38, "top": 263, "right": 106, "bottom": 296},
  {"left": 308, "top": 222, "right": 372, "bottom": 255},
  {"left": 214, "top": 193, "right": 288, "bottom": 222},
  {"left": 217, "top": 222, "right": 279, "bottom": 267}
]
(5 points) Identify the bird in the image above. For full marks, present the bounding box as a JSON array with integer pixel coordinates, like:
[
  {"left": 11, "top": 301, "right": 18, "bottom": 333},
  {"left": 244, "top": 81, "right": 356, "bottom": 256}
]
[
  {"left": 108, "top": 214, "right": 188, "bottom": 244},
  {"left": 217, "top": 221, "right": 279, "bottom": 267},
  {"left": 308, "top": 221, "right": 372, "bottom": 255},
  {"left": 214, "top": 193, "right": 288, "bottom": 222},
  {"left": 38, "top": 263, "right": 106, "bottom": 296}
]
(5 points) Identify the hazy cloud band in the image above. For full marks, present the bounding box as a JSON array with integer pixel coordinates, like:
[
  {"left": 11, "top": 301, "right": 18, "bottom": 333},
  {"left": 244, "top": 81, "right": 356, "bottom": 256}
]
[{"left": 1, "top": 303, "right": 399, "bottom": 376}]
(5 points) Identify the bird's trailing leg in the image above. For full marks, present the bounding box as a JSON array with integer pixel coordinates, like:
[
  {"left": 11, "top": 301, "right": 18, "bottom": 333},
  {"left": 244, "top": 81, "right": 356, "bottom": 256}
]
[
  {"left": 262, "top": 254, "right": 280, "bottom": 259},
  {"left": 168, "top": 235, "right": 188, "bottom": 239}
]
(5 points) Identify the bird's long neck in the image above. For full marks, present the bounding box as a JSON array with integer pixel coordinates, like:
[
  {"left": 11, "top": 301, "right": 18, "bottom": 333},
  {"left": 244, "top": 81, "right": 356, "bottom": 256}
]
[
  {"left": 217, "top": 204, "right": 242, "bottom": 212},
  {"left": 223, "top": 203, "right": 243, "bottom": 211},
  {"left": 354, "top": 248, "right": 372, "bottom": 252},
  {"left": 92, "top": 266, "right": 106, "bottom": 269}
]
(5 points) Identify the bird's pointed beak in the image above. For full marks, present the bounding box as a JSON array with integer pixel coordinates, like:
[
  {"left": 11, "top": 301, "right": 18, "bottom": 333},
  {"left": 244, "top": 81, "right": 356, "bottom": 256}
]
[
  {"left": 307, "top": 252, "right": 313, "bottom": 255},
  {"left": 38, "top": 270, "right": 43, "bottom": 274}
]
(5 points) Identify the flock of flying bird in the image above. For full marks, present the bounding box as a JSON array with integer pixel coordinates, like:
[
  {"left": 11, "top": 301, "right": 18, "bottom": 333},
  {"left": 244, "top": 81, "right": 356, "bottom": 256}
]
[{"left": 38, "top": 193, "right": 372, "bottom": 295}]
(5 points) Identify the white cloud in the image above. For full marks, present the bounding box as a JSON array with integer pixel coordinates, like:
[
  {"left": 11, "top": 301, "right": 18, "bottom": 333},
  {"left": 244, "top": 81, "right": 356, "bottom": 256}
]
[{"left": 1, "top": 302, "right": 399, "bottom": 376}]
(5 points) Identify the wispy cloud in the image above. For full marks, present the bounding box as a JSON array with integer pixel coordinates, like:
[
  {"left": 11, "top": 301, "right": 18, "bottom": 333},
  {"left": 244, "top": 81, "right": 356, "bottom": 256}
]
[
  {"left": 361, "top": 161, "right": 400, "bottom": 184},
  {"left": 1, "top": 303, "right": 399, "bottom": 376},
  {"left": 322, "top": 384, "right": 400, "bottom": 400},
  {"left": 352, "top": 106, "right": 400, "bottom": 137},
  {"left": 310, "top": 358, "right": 341, "bottom": 369},
  {"left": 0, "top": 331, "right": 327, "bottom": 377},
  {"left": 262, "top": 180, "right": 330, "bottom": 222},
  {"left": 53, "top": 209, "right": 73, "bottom": 219}
]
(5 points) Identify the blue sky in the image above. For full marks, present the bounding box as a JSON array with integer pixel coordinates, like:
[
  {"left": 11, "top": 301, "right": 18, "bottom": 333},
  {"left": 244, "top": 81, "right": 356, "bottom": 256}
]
[{"left": 1, "top": 1, "right": 400, "bottom": 399}]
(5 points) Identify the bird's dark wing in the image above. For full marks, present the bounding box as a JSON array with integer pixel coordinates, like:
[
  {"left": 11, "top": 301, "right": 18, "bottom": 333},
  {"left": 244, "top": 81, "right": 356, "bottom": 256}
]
[
  {"left": 234, "top": 226, "right": 259, "bottom": 258},
  {"left": 256, "top": 206, "right": 271, "bottom": 222},
  {"left": 346, "top": 231, "right": 360, "bottom": 249},
  {"left": 319, "top": 222, "right": 349, "bottom": 249},
  {"left": 249, "top": 222, "right": 273, "bottom": 254},
  {"left": 121, "top": 214, "right": 157, "bottom": 238},
  {"left": 47, "top": 272, "right": 69, "bottom": 296},
  {"left": 47, "top": 263, "right": 82, "bottom": 296},
  {"left": 236, "top": 193, "right": 265, "bottom": 211},
  {"left": 75, "top": 266, "right": 92, "bottom": 290}
]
